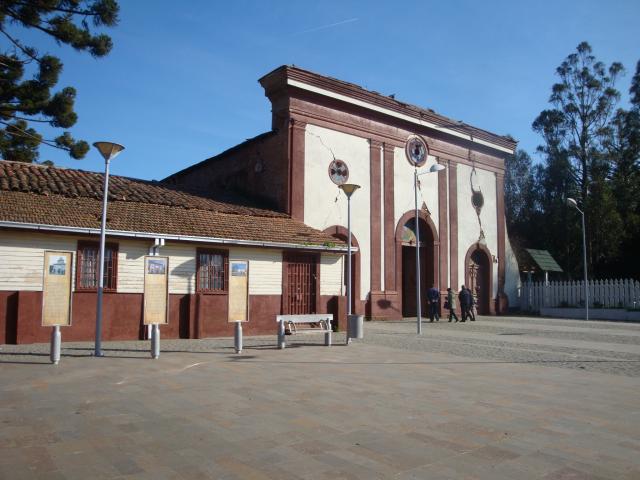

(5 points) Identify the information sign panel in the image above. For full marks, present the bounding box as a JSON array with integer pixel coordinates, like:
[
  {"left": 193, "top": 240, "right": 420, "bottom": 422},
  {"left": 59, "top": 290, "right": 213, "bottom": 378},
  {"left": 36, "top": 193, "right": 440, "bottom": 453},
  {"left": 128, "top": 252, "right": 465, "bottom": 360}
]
[
  {"left": 143, "top": 256, "right": 169, "bottom": 325},
  {"left": 228, "top": 260, "right": 249, "bottom": 322},
  {"left": 42, "top": 251, "right": 73, "bottom": 326}
]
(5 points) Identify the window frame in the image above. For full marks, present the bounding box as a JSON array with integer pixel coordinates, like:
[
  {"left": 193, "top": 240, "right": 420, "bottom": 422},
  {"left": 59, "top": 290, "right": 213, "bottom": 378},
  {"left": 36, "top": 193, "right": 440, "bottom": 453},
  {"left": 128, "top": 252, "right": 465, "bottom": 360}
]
[
  {"left": 196, "top": 248, "right": 229, "bottom": 294},
  {"left": 75, "top": 240, "right": 119, "bottom": 292}
]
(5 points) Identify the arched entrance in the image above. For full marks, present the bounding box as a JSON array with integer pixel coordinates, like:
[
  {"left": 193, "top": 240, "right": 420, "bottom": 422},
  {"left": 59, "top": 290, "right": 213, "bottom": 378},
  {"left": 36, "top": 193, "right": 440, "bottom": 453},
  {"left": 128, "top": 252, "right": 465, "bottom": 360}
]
[
  {"left": 465, "top": 243, "right": 493, "bottom": 315},
  {"left": 323, "top": 226, "right": 360, "bottom": 314},
  {"left": 395, "top": 212, "right": 438, "bottom": 317}
]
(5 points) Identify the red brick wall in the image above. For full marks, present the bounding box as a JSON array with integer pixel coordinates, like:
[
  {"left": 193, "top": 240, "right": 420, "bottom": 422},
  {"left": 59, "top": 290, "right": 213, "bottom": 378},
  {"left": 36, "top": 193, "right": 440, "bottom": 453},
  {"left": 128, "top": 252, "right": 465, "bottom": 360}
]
[
  {"left": 166, "top": 131, "right": 289, "bottom": 213},
  {"left": 0, "top": 290, "right": 347, "bottom": 344},
  {"left": 0, "top": 291, "right": 18, "bottom": 344}
]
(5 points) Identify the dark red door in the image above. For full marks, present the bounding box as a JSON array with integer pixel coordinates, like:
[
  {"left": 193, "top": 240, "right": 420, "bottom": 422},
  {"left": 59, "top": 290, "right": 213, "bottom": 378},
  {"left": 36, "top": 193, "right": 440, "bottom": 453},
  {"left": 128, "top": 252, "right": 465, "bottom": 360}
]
[
  {"left": 283, "top": 253, "right": 318, "bottom": 314},
  {"left": 469, "top": 250, "right": 491, "bottom": 314}
]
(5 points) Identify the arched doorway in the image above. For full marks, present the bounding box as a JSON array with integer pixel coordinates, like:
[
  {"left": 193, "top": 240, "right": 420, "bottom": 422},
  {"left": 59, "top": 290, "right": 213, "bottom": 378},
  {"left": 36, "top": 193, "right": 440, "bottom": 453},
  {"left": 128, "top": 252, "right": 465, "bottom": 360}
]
[
  {"left": 395, "top": 212, "right": 438, "bottom": 317},
  {"left": 465, "top": 244, "right": 493, "bottom": 315},
  {"left": 323, "top": 226, "right": 360, "bottom": 314}
]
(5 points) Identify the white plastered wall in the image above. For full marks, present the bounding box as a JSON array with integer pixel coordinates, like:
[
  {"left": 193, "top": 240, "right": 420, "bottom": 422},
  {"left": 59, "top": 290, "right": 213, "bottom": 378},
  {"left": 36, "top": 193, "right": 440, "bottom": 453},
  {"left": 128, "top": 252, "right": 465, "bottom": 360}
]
[
  {"left": 304, "top": 124, "right": 370, "bottom": 301},
  {"left": 504, "top": 225, "right": 521, "bottom": 307},
  {"left": 229, "top": 247, "right": 282, "bottom": 295},
  {"left": 119, "top": 241, "right": 196, "bottom": 294},
  {"left": 456, "top": 163, "right": 498, "bottom": 298},
  {"left": 393, "top": 147, "right": 440, "bottom": 233},
  {"left": 0, "top": 231, "right": 286, "bottom": 296},
  {"left": 0, "top": 231, "right": 77, "bottom": 291},
  {"left": 320, "top": 253, "right": 344, "bottom": 296}
]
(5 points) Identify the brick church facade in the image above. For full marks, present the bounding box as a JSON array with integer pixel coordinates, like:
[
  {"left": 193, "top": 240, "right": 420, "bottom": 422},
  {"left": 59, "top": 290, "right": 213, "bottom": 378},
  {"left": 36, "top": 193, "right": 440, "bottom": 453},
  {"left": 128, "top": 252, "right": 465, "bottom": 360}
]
[{"left": 165, "top": 66, "right": 521, "bottom": 320}]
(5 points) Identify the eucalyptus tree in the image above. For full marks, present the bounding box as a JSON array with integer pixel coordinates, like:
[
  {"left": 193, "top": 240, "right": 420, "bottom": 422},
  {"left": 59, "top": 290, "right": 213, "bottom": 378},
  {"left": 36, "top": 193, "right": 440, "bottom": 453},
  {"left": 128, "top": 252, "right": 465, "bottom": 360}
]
[{"left": 533, "top": 42, "right": 624, "bottom": 276}]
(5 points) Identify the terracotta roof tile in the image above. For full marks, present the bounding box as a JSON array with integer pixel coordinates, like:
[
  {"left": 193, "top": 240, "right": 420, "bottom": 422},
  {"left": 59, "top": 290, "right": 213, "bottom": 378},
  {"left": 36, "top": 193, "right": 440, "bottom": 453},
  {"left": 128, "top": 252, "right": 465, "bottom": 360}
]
[{"left": 0, "top": 161, "right": 343, "bottom": 248}]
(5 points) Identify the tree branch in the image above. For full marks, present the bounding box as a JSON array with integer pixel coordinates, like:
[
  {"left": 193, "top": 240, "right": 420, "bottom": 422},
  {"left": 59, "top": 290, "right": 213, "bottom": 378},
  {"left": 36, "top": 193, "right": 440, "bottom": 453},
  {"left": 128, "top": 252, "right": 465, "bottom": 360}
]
[
  {"left": 0, "top": 25, "right": 41, "bottom": 64},
  {"left": 0, "top": 119, "right": 71, "bottom": 153},
  {"left": 8, "top": 1, "right": 101, "bottom": 17},
  {"left": 1, "top": 112, "right": 51, "bottom": 123}
]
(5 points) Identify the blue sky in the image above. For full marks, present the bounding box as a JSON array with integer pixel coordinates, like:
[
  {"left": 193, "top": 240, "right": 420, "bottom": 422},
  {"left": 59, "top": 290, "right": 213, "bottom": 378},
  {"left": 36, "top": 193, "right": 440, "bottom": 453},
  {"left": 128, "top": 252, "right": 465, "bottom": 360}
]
[{"left": 20, "top": 0, "right": 640, "bottom": 180}]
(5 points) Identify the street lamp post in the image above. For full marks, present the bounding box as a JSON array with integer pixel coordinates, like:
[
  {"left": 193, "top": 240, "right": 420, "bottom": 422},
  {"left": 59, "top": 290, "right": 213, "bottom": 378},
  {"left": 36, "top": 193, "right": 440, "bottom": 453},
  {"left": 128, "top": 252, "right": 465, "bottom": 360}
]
[
  {"left": 93, "top": 142, "right": 125, "bottom": 357},
  {"left": 567, "top": 198, "right": 588, "bottom": 321},
  {"left": 414, "top": 163, "right": 445, "bottom": 334},
  {"left": 339, "top": 184, "right": 360, "bottom": 318}
]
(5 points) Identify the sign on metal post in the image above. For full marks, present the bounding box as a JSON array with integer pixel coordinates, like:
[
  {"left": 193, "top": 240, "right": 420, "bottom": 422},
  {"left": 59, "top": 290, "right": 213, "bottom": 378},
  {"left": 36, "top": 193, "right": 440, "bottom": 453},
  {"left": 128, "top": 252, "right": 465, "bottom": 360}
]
[
  {"left": 143, "top": 256, "right": 169, "bottom": 325},
  {"left": 229, "top": 260, "right": 249, "bottom": 353},
  {"left": 42, "top": 251, "right": 73, "bottom": 365},
  {"left": 228, "top": 260, "right": 250, "bottom": 322},
  {"left": 42, "top": 251, "right": 73, "bottom": 327}
]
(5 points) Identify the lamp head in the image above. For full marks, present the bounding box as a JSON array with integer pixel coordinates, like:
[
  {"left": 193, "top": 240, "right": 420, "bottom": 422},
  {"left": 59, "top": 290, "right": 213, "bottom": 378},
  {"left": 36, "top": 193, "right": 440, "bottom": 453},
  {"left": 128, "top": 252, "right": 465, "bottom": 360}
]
[
  {"left": 93, "top": 142, "right": 125, "bottom": 162},
  {"left": 429, "top": 163, "right": 445, "bottom": 173},
  {"left": 339, "top": 183, "right": 361, "bottom": 198},
  {"left": 566, "top": 197, "right": 578, "bottom": 209}
]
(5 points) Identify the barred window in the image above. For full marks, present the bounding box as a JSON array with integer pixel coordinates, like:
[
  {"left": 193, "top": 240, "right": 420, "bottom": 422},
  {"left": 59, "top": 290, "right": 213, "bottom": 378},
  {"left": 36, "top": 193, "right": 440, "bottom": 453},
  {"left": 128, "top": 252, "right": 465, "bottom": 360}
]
[
  {"left": 76, "top": 241, "right": 118, "bottom": 291},
  {"left": 197, "top": 249, "right": 228, "bottom": 292}
]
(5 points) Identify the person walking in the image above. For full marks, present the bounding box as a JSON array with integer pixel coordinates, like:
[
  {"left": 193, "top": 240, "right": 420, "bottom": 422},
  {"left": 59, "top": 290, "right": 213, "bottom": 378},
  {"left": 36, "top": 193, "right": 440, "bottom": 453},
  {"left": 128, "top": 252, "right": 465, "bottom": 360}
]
[
  {"left": 467, "top": 286, "right": 476, "bottom": 321},
  {"left": 459, "top": 285, "right": 470, "bottom": 322},
  {"left": 427, "top": 284, "right": 440, "bottom": 322},
  {"left": 446, "top": 287, "right": 459, "bottom": 322}
]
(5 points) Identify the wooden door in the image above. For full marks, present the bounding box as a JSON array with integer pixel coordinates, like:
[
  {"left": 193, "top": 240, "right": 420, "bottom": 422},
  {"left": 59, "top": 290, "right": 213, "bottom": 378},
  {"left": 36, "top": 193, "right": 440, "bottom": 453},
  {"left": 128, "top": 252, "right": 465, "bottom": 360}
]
[
  {"left": 402, "top": 246, "right": 428, "bottom": 317},
  {"left": 283, "top": 253, "right": 318, "bottom": 314},
  {"left": 469, "top": 250, "right": 490, "bottom": 314}
]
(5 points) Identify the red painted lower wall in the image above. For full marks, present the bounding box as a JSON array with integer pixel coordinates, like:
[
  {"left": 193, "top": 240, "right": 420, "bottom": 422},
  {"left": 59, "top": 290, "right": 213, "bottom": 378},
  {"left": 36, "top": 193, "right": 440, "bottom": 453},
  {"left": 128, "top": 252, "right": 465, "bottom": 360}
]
[
  {"left": 0, "top": 291, "right": 347, "bottom": 344},
  {"left": 0, "top": 291, "right": 18, "bottom": 344}
]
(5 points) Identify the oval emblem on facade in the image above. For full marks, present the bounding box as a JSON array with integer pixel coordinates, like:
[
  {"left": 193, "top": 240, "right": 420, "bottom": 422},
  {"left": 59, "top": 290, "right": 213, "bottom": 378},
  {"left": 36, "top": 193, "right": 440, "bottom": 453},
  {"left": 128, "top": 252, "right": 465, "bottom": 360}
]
[
  {"left": 328, "top": 159, "right": 349, "bottom": 185},
  {"left": 405, "top": 135, "right": 428, "bottom": 167}
]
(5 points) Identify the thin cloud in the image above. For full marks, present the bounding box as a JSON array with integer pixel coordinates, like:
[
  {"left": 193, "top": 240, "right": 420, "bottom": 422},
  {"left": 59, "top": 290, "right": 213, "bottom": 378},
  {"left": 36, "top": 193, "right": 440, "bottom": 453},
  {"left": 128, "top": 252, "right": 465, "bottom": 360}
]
[{"left": 294, "top": 18, "right": 359, "bottom": 35}]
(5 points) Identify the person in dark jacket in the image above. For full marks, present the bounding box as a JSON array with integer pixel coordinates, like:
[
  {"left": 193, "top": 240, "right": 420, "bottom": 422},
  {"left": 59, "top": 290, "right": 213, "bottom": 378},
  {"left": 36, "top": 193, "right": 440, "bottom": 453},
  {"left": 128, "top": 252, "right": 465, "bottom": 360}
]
[
  {"left": 466, "top": 286, "right": 476, "bottom": 321},
  {"left": 446, "top": 288, "right": 459, "bottom": 322},
  {"left": 427, "top": 284, "right": 440, "bottom": 322},
  {"left": 459, "top": 285, "right": 470, "bottom": 322}
]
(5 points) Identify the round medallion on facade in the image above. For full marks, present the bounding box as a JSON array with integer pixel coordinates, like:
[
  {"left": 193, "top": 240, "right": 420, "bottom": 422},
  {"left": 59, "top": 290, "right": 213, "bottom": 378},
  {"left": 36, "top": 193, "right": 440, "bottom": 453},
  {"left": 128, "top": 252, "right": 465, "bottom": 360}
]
[
  {"left": 405, "top": 135, "right": 429, "bottom": 167},
  {"left": 328, "top": 159, "right": 349, "bottom": 185}
]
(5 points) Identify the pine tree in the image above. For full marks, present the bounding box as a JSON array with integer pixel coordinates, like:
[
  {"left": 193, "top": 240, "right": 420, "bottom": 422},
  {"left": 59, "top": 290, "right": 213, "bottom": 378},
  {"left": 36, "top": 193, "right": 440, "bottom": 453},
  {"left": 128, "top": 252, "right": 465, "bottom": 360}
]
[{"left": 0, "top": 0, "right": 119, "bottom": 162}]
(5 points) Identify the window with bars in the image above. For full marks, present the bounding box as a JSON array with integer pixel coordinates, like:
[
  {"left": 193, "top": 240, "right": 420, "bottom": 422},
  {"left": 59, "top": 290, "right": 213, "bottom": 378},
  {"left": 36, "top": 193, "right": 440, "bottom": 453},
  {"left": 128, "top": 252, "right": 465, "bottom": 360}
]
[
  {"left": 196, "top": 249, "right": 228, "bottom": 293},
  {"left": 76, "top": 241, "right": 118, "bottom": 291}
]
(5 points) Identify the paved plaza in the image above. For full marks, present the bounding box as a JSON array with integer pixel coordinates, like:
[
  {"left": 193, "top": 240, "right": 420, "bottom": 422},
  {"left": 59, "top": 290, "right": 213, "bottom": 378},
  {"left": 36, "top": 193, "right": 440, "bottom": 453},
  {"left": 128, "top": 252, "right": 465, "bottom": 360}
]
[{"left": 1, "top": 316, "right": 639, "bottom": 479}]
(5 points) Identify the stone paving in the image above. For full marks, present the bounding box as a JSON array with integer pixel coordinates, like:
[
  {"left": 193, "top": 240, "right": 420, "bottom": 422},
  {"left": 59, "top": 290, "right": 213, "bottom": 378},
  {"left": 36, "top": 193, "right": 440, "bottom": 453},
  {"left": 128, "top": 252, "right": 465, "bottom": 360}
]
[{"left": 1, "top": 316, "right": 639, "bottom": 479}]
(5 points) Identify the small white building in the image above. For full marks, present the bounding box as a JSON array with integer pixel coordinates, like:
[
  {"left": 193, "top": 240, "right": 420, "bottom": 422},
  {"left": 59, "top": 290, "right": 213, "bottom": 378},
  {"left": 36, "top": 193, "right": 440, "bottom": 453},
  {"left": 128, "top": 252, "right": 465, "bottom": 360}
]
[{"left": 0, "top": 161, "right": 348, "bottom": 344}]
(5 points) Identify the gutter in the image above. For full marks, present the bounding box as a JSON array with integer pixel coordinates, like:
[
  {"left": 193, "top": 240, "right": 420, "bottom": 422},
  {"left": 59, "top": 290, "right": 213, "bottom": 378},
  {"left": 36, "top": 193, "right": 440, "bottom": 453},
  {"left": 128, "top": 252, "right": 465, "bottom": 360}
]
[{"left": 0, "top": 221, "right": 354, "bottom": 253}]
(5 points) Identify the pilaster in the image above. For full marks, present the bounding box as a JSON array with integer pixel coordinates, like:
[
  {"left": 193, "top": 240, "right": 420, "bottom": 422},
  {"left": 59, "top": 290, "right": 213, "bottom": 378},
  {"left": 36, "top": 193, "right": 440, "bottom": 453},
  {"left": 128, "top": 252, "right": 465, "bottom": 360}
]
[
  {"left": 448, "top": 161, "right": 458, "bottom": 292},
  {"left": 289, "top": 118, "right": 306, "bottom": 221}
]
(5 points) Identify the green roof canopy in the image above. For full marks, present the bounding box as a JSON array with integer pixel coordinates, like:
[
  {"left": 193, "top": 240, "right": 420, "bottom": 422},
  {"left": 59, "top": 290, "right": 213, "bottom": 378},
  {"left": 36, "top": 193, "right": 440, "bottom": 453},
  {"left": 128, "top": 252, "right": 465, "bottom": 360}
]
[{"left": 525, "top": 249, "right": 563, "bottom": 272}]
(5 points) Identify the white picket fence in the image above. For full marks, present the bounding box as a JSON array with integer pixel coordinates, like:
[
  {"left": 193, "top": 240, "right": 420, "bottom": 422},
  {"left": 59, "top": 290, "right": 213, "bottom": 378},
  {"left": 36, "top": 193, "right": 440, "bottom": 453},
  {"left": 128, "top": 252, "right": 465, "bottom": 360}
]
[{"left": 520, "top": 279, "right": 640, "bottom": 312}]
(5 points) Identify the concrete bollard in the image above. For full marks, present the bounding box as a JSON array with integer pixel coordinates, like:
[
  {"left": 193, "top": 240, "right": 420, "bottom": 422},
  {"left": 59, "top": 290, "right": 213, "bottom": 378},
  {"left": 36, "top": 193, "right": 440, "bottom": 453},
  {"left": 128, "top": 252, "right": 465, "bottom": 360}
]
[
  {"left": 50, "top": 325, "right": 61, "bottom": 365},
  {"left": 346, "top": 314, "right": 364, "bottom": 344},
  {"left": 234, "top": 322, "right": 243, "bottom": 353},
  {"left": 151, "top": 324, "right": 160, "bottom": 359}
]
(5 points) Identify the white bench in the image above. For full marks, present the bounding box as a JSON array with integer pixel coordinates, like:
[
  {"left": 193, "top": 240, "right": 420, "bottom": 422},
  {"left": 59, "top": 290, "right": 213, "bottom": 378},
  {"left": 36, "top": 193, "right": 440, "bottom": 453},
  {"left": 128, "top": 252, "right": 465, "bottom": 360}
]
[{"left": 276, "top": 314, "right": 333, "bottom": 349}]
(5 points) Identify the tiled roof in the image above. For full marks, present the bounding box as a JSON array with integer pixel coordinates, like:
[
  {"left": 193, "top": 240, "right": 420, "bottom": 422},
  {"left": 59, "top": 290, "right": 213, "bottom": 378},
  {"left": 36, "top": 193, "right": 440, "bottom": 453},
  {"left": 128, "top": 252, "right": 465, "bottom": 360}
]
[
  {"left": 0, "top": 161, "right": 343, "bottom": 248},
  {"left": 0, "top": 160, "right": 283, "bottom": 217}
]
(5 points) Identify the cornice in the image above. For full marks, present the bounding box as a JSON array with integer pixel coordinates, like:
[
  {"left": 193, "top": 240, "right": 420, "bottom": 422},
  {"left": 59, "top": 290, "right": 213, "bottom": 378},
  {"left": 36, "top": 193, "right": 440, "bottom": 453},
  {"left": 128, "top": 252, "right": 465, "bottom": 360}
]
[
  {"left": 288, "top": 107, "right": 505, "bottom": 173},
  {"left": 260, "top": 65, "right": 517, "bottom": 155}
]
